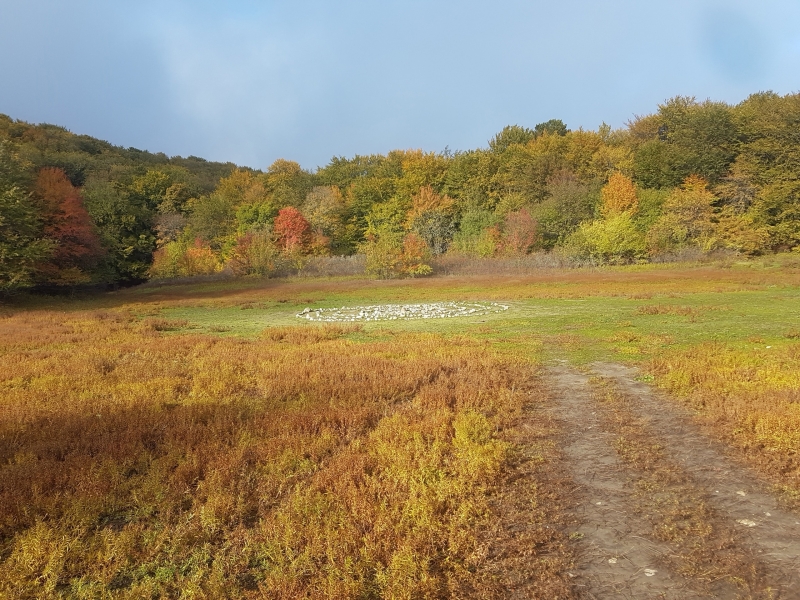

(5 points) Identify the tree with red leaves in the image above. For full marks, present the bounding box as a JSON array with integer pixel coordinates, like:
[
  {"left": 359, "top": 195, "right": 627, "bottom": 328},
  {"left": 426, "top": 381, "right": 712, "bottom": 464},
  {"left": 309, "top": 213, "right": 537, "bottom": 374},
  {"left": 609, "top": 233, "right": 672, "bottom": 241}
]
[
  {"left": 273, "top": 206, "right": 311, "bottom": 253},
  {"left": 34, "top": 168, "right": 104, "bottom": 285}
]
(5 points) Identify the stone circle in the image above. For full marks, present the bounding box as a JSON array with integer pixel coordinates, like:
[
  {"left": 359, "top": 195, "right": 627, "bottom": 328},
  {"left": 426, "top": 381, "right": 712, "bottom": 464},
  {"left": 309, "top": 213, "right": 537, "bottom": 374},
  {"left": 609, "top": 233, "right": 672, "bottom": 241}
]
[{"left": 296, "top": 301, "right": 509, "bottom": 322}]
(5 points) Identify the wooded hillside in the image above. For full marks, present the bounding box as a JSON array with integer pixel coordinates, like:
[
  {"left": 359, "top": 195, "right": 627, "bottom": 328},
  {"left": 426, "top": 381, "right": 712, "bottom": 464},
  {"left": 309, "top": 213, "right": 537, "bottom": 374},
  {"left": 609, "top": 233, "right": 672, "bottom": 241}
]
[{"left": 2, "top": 92, "right": 799, "bottom": 290}]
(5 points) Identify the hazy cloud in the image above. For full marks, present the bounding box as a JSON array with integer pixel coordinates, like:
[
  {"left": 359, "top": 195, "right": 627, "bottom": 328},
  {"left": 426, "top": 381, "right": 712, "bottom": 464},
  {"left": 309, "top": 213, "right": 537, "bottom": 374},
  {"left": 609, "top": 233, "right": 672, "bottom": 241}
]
[
  {"left": 1, "top": 0, "right": 798, "bottom": 169},
  {"left": 701, "top": 7, "right": 768, "bottom": 82}
]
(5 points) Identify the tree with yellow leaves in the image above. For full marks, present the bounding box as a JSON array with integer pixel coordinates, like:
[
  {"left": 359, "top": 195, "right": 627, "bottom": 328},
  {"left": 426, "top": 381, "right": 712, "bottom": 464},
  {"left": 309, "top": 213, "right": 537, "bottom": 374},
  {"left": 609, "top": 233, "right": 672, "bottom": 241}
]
[
  {"left": 600, "top": 172, "right": 638, "bottom": 216},
  {"left": 646, "top": 175, "right": 719, "bottom": 255}
]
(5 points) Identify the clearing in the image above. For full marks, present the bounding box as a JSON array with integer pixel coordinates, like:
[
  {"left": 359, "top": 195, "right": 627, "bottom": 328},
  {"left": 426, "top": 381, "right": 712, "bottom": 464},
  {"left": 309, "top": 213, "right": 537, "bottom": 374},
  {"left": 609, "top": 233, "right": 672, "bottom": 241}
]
[{"left": 1, "top": 256, "right": 799, "bottom": 598}]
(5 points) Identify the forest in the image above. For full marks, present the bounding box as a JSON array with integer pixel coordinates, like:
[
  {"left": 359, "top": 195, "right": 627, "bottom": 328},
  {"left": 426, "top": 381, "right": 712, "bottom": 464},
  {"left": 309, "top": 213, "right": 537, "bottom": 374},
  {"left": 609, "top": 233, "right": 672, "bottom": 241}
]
[{"left": 2, "top": 91, "right": 799, "bottom": 291}]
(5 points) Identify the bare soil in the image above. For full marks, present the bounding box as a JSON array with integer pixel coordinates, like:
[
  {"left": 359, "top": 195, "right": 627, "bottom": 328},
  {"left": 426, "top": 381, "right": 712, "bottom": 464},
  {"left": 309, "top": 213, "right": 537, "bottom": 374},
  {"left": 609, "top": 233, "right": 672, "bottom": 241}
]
[
  {"left": 544, "top": 362, "right": 800, "bottom": 599},
  {"left": 593, "top": 362, "right": 800, "bottom": 593}
]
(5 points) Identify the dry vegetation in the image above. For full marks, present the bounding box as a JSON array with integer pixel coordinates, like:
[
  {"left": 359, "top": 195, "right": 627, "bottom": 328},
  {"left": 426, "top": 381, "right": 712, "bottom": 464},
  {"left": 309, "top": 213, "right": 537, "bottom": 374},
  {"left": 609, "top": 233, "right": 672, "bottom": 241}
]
[
  {"left": 648, "top": 344, "right": 800, "bottom": 503},
  {"left": 2, "top": 259, "right": 799, "bottom": 597},
  {"left": 0, "top": 309, "right": 572, "bottom": 598}
]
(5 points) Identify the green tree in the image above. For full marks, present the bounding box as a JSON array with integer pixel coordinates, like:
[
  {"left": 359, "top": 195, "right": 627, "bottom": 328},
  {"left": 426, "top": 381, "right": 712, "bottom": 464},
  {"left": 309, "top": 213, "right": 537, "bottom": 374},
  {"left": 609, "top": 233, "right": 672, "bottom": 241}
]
[
  {"left": 450, "top": 207, "right": 498, "bottom": 256},
  {"left": 264, "top": 159, "right": 313, "bottom": 209},
  {"left": 82, "top": 179, "right": 156, "bottom": 282},
  {"left": 187, "top": 193, "right": 237, "bottom": 250},
  {"left": 532, "top": 175, "right": 599, "bottom": 249},
  {"left": 0, "top": 144, "right": 51, "bottom": 291},
  {"left": 534, "top": 119, "right": 568, "bottom": 137},
  {"left": 632, "top": 97, "right": 739, "bottom": 188},
  {"left": 569, "top": 213, "right": 646, "bottom": 264},
  {"left": 489, "top": 125, "right": 536, "bottom": 153}
]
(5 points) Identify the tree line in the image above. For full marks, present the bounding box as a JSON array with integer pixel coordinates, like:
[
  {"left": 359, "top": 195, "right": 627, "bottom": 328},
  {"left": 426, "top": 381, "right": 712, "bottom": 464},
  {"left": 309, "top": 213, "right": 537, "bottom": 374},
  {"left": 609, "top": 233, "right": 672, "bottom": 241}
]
[{"left": 2, "top": 92, "right": 799, "bottom": 291}]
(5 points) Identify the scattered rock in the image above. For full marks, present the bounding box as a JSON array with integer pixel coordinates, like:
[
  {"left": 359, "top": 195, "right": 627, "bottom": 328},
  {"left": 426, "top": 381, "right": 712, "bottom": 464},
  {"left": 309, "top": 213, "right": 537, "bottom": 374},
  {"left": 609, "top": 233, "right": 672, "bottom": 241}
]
[
  {"left": 737, "top": 519, "right": 757, "bottom": 527},
  {"left": 296, "top": 302, "right": 510, "bottom": 322}
]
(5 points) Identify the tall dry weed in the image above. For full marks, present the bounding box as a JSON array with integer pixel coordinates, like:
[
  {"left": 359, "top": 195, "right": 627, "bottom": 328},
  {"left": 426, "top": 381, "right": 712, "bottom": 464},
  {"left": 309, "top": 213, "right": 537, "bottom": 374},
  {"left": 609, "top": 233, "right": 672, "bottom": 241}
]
[
  {"left": 0, "top": 310, "right": 533, "bottom": 597},
  {"left": 649, "top": 343, "right": 800, "bottom": 496}
]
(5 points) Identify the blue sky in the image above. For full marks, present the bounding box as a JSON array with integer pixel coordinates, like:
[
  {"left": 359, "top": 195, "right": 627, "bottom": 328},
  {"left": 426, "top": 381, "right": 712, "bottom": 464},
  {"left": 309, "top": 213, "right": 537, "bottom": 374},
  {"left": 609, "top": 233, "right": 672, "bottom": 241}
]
[{"left": 1, "top": 1, "right": 799, "bottom": 170}]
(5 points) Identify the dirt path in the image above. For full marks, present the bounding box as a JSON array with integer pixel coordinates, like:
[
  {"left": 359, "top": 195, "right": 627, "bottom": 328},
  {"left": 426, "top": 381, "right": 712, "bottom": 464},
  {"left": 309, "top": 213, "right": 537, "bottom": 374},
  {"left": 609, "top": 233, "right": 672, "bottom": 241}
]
[
  {"left": 592, "top": 362, "right": 800, "bottom": 594},
  {"left": 546, "top": 364, "right": 704, "bottom": 599},
  {"left": 545, "top": 362, "right": 800, "bottom": 599}
]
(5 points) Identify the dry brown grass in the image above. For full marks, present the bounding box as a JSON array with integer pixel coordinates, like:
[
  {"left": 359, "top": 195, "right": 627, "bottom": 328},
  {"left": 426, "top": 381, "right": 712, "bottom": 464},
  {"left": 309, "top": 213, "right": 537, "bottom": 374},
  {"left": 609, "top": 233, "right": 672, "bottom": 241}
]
[
  {"left": 0, "top": 309, "right": 562, "bottom": 598},
  {"left": 124, "top": 262, "right": 800, "bottom": 309},
  {"left": 636, "top": 304, "right": 699, "bottom": 317}
]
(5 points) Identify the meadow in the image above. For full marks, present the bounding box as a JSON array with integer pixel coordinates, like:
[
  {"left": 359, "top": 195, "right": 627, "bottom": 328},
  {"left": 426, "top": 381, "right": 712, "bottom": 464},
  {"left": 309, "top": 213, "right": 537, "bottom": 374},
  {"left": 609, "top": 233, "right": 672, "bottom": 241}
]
[{"left": 1, "top": 255, "right": 799, "bottom": 598}]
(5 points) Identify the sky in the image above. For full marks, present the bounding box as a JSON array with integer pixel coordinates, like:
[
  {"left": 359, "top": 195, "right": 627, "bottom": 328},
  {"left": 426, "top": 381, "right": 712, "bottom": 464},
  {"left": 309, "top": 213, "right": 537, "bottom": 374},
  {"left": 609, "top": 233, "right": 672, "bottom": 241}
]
[{"left": 1, "top": 0, "right": 799, "bottom": 170}]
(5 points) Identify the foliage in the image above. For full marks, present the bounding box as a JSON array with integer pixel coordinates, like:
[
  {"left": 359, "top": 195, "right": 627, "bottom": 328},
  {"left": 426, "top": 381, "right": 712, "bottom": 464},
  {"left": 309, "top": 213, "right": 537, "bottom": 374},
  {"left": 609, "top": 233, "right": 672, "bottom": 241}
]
[
  {"left": 82, "top": 179, "right": 156, "bottom": 283},
  {"left": 361, "top": 231, "right": 432, "bottom": 278},
  {"left": 149, "top": 237, "right": 222, "bottom": 279},
  {"left": 498, "top": 208, "right": 538, "bottom": 256},
  {"left": 646, "top": 176, "right": 719, "bottom": 255},
  {"left": 0, "top": 144, "right": 50, "bottom": 292},
  {"left": 600, "top": 172, "right": 638, "bottom": 216},
  {"left": 570, "top": 212, "right": 647, "bottom": 264},
  {"left": 450, "top": 207, "right": 498, "bottom": 256},
  {"left": 531, "top": 175, "right": 599, "bottom": 249},
  {"left": 489, "top": 125, "right": 536, "bottom": 153},
  {"left": 534, "top": 118, "right": 569, "bottom": 137},
  {"left": 226, "top": 231, "right": 280, "bottom": 276},
  {"left": 4, "top": 90, "right": 800, "bottom": 285},
  {"left": 187, "top": 193, "right": 237, "bottom": 250},
  {"left": 406, "top": 185, "right": 456, "bottom": 255},
  {"left": 399, "top": 231, "right": 433, "bottom": 276},
  {"left": 301, "top": 186, "right": 346, "bottom": 254},
  {"left": 632, "top": 97, "right": 739, "bottom": 188},
  {"left": 33, "top": 168, "right": 104, "bottom": 285},
  {"left": 273, "top": 206, "right": 311, "bottom": 253}
]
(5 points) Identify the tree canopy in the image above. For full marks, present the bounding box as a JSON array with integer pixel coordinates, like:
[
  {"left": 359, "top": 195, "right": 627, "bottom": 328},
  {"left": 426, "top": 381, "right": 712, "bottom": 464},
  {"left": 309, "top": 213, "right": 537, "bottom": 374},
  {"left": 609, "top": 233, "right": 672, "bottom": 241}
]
[{"left": 2, "top": 91, "right": 799, "bottom": 288}]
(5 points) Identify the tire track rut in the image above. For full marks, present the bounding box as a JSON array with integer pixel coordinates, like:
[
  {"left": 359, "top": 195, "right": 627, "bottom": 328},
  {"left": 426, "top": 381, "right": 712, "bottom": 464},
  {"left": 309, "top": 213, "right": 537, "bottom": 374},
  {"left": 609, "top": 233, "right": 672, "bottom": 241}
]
[
  {"left": 593, "top": 362, "right": 800, "bottom": 595},
  {"left": 546, "top": 364, "right": 704, "bottom": 599},
  {"left": 546, "top": 362, "right": 800, "bottom": 599}
]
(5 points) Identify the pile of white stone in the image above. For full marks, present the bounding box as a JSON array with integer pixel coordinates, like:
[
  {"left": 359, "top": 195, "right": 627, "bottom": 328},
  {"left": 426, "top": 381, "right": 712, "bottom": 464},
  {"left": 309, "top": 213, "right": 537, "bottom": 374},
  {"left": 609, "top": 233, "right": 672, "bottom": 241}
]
[{"left": 297, "top": 301, "right": 509, "bottom": 322}]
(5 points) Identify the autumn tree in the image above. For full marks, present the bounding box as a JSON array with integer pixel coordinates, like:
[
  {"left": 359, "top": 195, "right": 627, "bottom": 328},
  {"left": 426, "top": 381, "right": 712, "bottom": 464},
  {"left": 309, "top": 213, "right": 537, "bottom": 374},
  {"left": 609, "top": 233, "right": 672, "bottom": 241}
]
[
  {"left": 406, "top": 185, "right": 456, "bottom": 254},
  {"left": 301, "top": 186, "right": 347, "bottom": 254},
  {"left": 361, "top": 231, "right": 432, "bottom": 278},
  {"left": 600, "top": 172, "right": 638, "bottom": 216},
  {"left": 34, "top": 167, "right": 104, "bottom": 285},
  {"left": 273, "top": 206, "right": 311, "bottom": 253},
  {"left": 149, "top": 237, "right": 221, "bottom": 279},
  {"left": 128, "top": 167, "right": 196, "bottom": 214},
  {"left": 264, "top": 159, "right": 313, "bottom": 209},
  {"left": 646, "top": 175, "right": 719, "bottom": 255},
  {"left": 226, "top": 231, "right": 279, "bottom": 276},
  {"left": 499, "top": 208, "right": 538, "bottom": 256}
]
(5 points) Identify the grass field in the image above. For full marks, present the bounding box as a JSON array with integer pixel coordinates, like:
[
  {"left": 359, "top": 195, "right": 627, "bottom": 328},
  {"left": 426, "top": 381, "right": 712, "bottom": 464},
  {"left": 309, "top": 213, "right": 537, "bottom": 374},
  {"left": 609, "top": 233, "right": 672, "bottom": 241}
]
[{"left": 1, "top": 255, "right": 799, "bottom": 598}]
